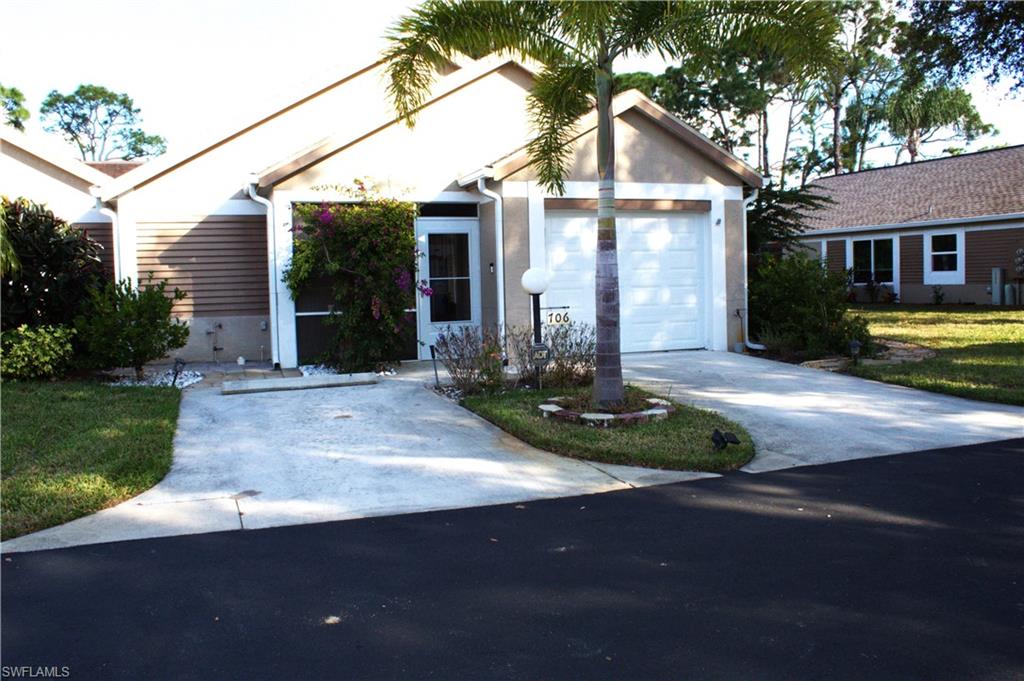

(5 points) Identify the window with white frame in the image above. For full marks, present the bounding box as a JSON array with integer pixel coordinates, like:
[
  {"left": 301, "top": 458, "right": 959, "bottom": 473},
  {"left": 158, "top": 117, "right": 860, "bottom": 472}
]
[
  {"left": 851, "top": 237, "right": 894, "bottom": 284},
  {"left": 924, "top": 230, "right": 964, "bottom": 285}
]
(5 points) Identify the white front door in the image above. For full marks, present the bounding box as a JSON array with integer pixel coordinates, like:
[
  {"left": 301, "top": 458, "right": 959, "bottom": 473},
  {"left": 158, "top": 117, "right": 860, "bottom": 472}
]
[
  {"left": 543, "top": 210, "right": 708, "bottom": 352},
  {"left": 415, "top": 217, "right": 481, "bottom": 359}
]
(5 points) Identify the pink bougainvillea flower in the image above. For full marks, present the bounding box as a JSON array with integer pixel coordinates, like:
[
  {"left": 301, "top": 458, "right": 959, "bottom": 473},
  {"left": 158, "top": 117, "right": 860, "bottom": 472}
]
[
  {"left": 371, "top": 295, "right": 382, "bottom": 320},
  {"left": 319, "top": 210, "right": 333, "bottom": 225}
]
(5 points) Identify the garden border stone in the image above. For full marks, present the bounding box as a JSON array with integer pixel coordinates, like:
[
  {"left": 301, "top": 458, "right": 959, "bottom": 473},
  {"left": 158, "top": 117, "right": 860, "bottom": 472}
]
[{"left": 538, "top": 396, "right": 677, "bottom": 428}]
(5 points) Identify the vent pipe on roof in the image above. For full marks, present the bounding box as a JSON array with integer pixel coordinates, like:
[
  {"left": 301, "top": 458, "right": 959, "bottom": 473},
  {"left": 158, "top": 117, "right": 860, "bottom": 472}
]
[{"left": 742, "top": 188, "right": 766, "bottom": 352}]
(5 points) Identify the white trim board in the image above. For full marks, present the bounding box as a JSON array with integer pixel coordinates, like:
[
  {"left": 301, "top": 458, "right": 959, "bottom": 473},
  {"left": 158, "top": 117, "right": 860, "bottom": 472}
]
[
  {"left": 504, "top": 180, "right": 742, "bottom": 201},
  {"left": 923, "top": 228, "right": 966, "bottom": 286}
]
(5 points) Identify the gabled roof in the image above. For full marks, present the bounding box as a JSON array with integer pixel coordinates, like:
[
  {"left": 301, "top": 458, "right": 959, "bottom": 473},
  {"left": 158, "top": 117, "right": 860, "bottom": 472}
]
[
  {"left": 475, "top": 89, "right": 764, "bottom": 189},
  {"left": 256, "top": 55, "right": 540, "bottom": 188},
  {"left": 0, "top": 127, "right": 109, "bottom": 187},
  {"left": 804, "top": 145, "right": 1024, "bottom": 232},
  {"left": 87, "top": 160, "right": 144, "bottom": 178},
  {"left": 98, "top": 59, "right": 385, "bottom": 200}
]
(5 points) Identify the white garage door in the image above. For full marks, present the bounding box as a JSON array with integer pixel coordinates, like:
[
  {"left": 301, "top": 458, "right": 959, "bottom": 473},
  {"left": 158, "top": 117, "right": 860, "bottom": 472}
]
[{"left": 544, "top": 211, "right": 706, "bottom": 352}]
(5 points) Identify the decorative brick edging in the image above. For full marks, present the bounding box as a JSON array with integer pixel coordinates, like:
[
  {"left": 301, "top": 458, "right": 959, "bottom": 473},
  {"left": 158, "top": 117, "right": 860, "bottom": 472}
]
[{"left": 538, "top": 396, "right": 676, "bottom": 428}]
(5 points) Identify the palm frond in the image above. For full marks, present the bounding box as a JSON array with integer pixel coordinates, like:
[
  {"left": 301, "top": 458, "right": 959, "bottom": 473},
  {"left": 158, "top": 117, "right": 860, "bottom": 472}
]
[
  {"left": 384, "top": 1, "right": 573, "bottom": 125},
  {"left": 525, "top": 59, "right": 594, "bottom": 196}
]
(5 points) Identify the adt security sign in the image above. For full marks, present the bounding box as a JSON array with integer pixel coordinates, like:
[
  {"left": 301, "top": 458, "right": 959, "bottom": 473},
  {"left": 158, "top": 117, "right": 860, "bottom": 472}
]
[{"left": 531, "top": 342, "right": 551, "bottom": 367}]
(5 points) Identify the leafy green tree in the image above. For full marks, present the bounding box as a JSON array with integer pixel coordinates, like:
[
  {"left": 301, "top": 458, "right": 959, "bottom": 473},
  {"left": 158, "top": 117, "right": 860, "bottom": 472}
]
[
  {"left": 746, "top": 183, "right": 833, "bottom": 259},
  {"left": 899, "top": 0, "right": 1024, "bottom": 92},
  {"left": 40, "top": 85, "right": 166, "bottom": 161},
  {"left": 1, "top": 197, "right": 104, "bottom": 331},
  {"left": 1, "top": 84, "right": 29, "bottom": 131},
  {"left": 384, "top": 0, "right": 839, "bottom": 407},
  {"left": 885, "top": 81, "right": 994, "bottom": 162}
]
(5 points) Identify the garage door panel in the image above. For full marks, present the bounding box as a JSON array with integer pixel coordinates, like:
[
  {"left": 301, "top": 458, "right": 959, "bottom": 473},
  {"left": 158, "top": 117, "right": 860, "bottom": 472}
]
[{"left": 545, "top": 210, "right": 706, "bottom": 352}]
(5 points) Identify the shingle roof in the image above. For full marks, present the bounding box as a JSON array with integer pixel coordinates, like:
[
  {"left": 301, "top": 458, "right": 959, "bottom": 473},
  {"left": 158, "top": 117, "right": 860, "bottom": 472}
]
[
  {"left": 86, "top": 160, "right": 145, "bottom": 178},
  {"left": 803, "top": 145, "right": 1024, "bottom": 231}
]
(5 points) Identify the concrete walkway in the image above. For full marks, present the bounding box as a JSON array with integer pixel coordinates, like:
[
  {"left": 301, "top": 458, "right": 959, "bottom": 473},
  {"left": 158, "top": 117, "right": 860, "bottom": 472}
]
[
  {"left": 623, "top": 351, "right": 1024, "bottom": 472},
  {"left": 1, "top": 365, "right": 708, "bottom": 553}
]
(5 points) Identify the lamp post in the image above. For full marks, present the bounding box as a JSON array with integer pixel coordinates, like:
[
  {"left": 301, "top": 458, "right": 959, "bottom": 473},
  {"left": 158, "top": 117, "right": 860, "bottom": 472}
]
[
  {"left": 521, "top": 268, "right": 550, "bottom": 344},
  {"left": 521, "top": 268, "right": 550, "bottom": 386}
]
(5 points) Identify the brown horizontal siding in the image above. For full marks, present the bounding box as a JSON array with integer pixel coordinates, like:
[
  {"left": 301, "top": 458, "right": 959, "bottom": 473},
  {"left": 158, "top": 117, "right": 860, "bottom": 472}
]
[
  {"left": 74, "top": 222, "right": 115, "bottom": 280},
  {"left": 543, "top": 198, "right": 711, "bottom": 212},
  {"left": 965, "top": 227, "right": 1024, "bottom": 284},
  {"left": 826, "top": 239, "right": 846, "bottom": 273},
  {"left": 136, "top": 216, "right": 268, "bottom": 316},
  {"left": 900, "top": 234, "right": 923, "bottom": 285}
]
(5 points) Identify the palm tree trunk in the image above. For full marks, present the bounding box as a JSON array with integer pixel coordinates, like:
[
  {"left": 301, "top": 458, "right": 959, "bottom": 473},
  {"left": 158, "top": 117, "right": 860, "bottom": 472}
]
[{"left": 592, "top": 58, "right": 624, "bottom": 408}]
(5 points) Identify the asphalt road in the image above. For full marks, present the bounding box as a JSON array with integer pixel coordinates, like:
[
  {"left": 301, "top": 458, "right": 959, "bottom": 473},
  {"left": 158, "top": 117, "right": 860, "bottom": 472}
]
[{"left": 2, "top": 439, "right": 1022, "bottom": 680}]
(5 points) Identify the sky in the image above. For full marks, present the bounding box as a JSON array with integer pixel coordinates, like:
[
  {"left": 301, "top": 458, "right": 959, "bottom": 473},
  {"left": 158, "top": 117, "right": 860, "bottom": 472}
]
[{"left": 3, "top": 0, "right": 1022, "bottom": 173}]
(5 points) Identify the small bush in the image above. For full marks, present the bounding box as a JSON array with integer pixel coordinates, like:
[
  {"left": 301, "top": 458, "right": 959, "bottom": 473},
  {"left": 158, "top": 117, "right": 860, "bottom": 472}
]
[
  {"left": 506, "top": 321, "right": 596, "bottom": 388},
  {"left": 750, "top": 254, "right": 871, "bottom": 360},
  {"left": 75, "top": 276, "right": 189, "bottom": 379},
  {"left": 1, "top": 196, "right": 105, "bottom": 330},
  {"left": 0, "top": 324, "right": 75, "bottom": 380},
  {"left": 433, "top": 325, "right": 504, "bottom": 394},
  {"left": 932, "top": 285, "right": 945, "bottom": 305}
]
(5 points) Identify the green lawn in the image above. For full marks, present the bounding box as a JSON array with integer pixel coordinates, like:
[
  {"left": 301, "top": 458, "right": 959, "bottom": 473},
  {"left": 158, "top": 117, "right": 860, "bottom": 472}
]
[
  {"left": 1, "top": 381, "right": 181, "bottom": 540},
  {"left": 462, "top": 386, "right": 754, "bottom": 472},
  {"left": 850, "top": 305, "right": 1024, "bottom": 406}
]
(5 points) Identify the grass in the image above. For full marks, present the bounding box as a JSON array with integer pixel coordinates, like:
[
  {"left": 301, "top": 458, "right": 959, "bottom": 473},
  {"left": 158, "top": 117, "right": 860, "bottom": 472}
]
[
  {"left": 462, "top": 385, "right": 754, "bottom": 472},
  {"left": 849, "top": 304, "right": 1024, "bottom": 406},
  {"left": 1, "top": 381, "right": 182, "bottom": 540}
]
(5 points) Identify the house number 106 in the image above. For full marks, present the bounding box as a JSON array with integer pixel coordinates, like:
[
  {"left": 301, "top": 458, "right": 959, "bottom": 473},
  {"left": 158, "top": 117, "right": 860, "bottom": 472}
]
[{"left": 546, "top": 311, "right": 570, "bottom": 325}]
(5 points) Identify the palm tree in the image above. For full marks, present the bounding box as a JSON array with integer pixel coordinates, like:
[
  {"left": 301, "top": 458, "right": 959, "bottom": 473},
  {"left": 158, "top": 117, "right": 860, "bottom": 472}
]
[{"left": 385, "top": 1, "right": 838, "bottom": 408}]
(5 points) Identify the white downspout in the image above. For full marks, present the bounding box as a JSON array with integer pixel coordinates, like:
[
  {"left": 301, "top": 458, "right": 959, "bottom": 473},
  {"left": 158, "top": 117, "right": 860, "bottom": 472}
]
[
  {"left": 742, "top": 188, "right": 766, "bottom": 351},
  {"left": 246, "top": 176, "right": 281, "bottom": 368},
  {"left": 90, "top": 188, "right": 121, "bottom": 282},
  {"left": 476, "top": 177, "right": 505, "bottom": 335}
]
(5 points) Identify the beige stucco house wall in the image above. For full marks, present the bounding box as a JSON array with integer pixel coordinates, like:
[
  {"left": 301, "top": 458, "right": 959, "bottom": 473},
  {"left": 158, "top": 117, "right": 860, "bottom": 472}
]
[{"left": 52, "top": 54, "right": 763, "bottom": 367}]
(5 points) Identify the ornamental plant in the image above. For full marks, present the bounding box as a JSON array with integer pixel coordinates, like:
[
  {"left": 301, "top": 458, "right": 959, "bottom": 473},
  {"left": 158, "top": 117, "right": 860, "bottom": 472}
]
[
  {"left": 284, "top": 182, "right": 418, "bottom": 371},
  {"left": 0, "top": 324, "right": 76, "bottom": 380},
  {"left": 1, "top": 196, "right": 105, "bottom": 330},
  {"left": 75, "top": 275, "right": 189, "bottom": 380}
]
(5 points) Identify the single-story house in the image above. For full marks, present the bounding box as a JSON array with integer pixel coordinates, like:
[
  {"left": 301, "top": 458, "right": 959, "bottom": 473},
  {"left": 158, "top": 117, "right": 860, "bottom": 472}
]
[
  {"left": 3, "top": 54, "right": 765, "bottom": 367},
  {"left": 0, "top": 129, "right": 119, "bottom": 275},
  {"left": 797, "top": 145, "right": 1024, "bottom": 304}
]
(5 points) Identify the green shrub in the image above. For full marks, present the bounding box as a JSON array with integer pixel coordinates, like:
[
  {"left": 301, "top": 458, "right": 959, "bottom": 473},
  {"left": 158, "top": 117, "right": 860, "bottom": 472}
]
[
  {"left": 1, "top": 196, "right": 105, "bottom": 330},
  {"left": 75, "top": 276, "right": 189, "bottom": 379},
  {"left": 749, "top": 253, "right": 871, "bottom": 360},
  {"left": 0, "top": 324, "right": 75, "bottom": 379}
]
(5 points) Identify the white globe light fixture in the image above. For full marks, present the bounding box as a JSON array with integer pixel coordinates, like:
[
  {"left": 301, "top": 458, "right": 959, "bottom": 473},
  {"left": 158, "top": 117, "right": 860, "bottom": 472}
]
[
  {"left": 520, "top": 267, "right": 550, "bottom": 345},
  {"left": 520, "top": 267, "right": 550, "bottom": 295}
]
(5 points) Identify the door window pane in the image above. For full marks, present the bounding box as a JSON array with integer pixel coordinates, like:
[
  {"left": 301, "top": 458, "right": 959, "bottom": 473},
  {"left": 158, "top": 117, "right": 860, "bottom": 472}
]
[
  {"left": 873, "top": 239, "right": 893, "bottom": 282},
  {"left": 429, "top": 278, "right": 471, "bottom": 321},
  {"left": 853, "top": 240, "right": 872, "bottom": 284},
  {"left": 428, "top": 233, "right": 470, "bottom": 277}
]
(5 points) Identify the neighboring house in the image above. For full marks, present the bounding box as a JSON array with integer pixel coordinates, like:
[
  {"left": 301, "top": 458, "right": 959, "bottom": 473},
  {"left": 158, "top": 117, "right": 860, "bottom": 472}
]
[
  {"left": 0, "top": 129, "right": 118, "bottom": 276},
  {"left": 797, "top": 146, "right": 1024, "bottom": 304},
  {"left": 7, "top": 54, "right": 764, "bottom": 366}
]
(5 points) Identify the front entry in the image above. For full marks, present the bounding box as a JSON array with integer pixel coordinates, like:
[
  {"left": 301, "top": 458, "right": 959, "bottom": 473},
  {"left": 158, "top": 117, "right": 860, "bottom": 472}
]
[{"left": 415, "top": 217, "right": 481, "bottom": 359}]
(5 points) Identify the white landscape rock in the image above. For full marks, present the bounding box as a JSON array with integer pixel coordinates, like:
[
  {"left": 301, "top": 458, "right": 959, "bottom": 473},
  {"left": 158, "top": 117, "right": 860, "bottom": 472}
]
[{"left": 110, "top": 369, "right": 204, "bottom": 389}]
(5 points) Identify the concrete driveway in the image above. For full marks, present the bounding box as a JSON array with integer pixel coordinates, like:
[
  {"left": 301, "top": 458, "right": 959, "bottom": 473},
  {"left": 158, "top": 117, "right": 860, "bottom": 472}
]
[
  {"left": 624, "top": 351, "right": 1024, "bottom": 472},
  {"left": 1, "top": 365, "right": 706, "bottom": 553}
]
